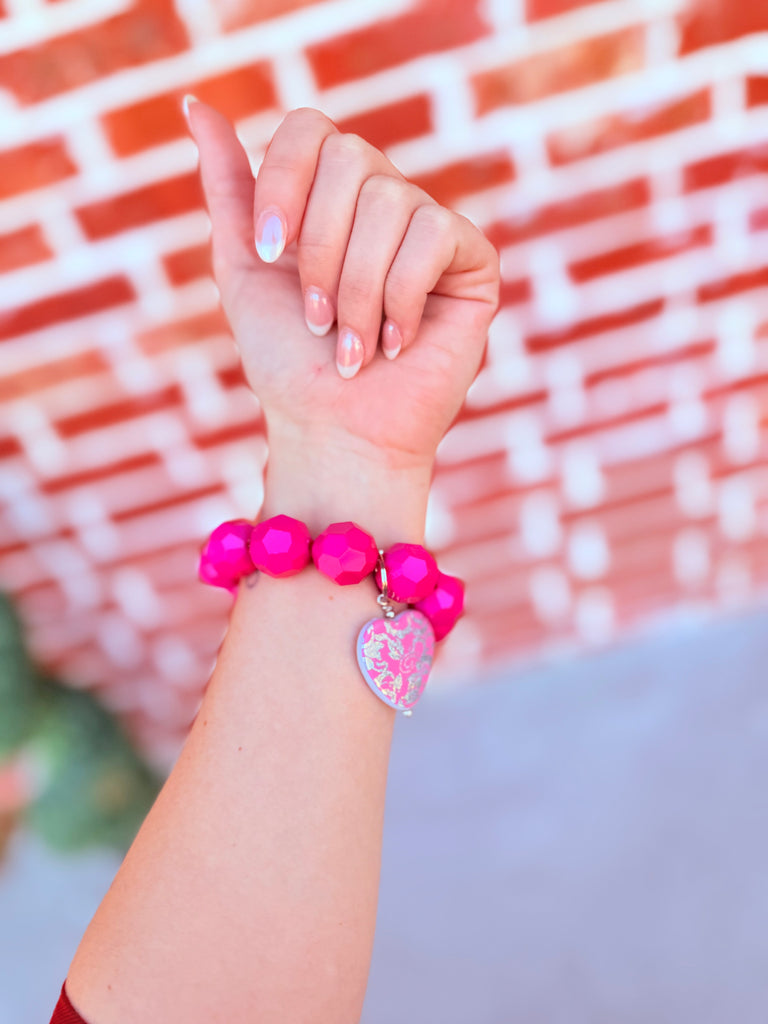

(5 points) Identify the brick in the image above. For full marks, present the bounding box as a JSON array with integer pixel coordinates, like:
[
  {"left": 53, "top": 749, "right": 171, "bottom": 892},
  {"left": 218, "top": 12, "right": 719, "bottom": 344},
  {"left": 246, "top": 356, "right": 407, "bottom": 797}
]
[
  {"left": 0, "top": 139, "right": 76, "bottom": 199},
  {"left": 307, "top": 0, "right": 489, "bottom": 90},
  {"left": 683, "top": 145, "right": 768, "bottom": 191},
  {"left": 0, "top": 276, "right": 134, "bottom": 341},
  {"left": 411, "top": 151, "right": 514, "bottom": 204},
  {"left": 487, "top": 179, "right": 650, "bottom": 249},
  {"left": 569, "top": 224, "right": 712, "bottom": 283},
  {"left": 697, "top": 265, "right": 768, "bottom": 303},
  {"left": 335, "top": 94, "right": 432, "bottom": 151},
  {"left": 704, "top": 368, "right": 768, "bottom": 399},
  {"left": 0, "top": 0, "right": 188, "bottom": 104},
  {"left": 548, "top": 90, "right": 711, "bottom": 165},
  {"left": 220, "top": 0, "right": 325, "bottom": 31},
  {"left": 747, "top": 76, "right": 768, "bottom": 108},
  {"left": 527, "top": 297, "right": 664, "bottom": 352},
  {"left": 679, "top": 3, "right": 768, "bottom": 55},
  {"left": 55, "top": 384, "right": 182, "bottom": 437},
  {"left": 456, "top": 387, "right": 546, "bottom": 423},
  {"left": 217, "top": 363, "right": 249, "bottom": 390},
  {"left": 192, "top": 417, "right": 264, "bottom": 450},
  {"left": 434, "top": 452, "right": 512, "bottom": 505},
  {"left": 472, "top": 28, "right": 644, "bottom": 115},
  {"left": 526, "top": 0, "right": 610, "bottom": 19},
  {"left": 585, "top": 339, "right": 715, "bottom": 387},
  {"left": 0, "top": 224, "right": 52, "bottom": 272},
  {"left": 0, "top": 349, "right": 107, "bottom": 402},
  {"left": 103, "top": 64, "right": 276, "bottom": 157},
  {"left": 138, "top": 309, "right": 230, "bottom": 355},
  {"left": 0, "top": 435, "right": 22, "bottom": 459},
  {"left": 41, "top": 452, "right": 162, "bottom": 494},
  {"left": 499, "top": 277, "right": 532, "bottom": 306},
  {"left": 547, "top": 400, "right": 668, "bottom": 445},
  {"left": 111, "top": 483, "right": 221, "bottom": 524},
  {"left": 75, "top": 172, "right": 204, "bottom": 239},
  {"left": 163, "top": 243, "right": 212, "bottom": 285}
]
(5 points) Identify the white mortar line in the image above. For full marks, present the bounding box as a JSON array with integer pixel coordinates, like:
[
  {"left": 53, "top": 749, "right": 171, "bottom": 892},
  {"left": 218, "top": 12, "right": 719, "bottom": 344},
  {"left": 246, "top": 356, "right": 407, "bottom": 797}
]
[{"left": 0, "top": 0, "right": 130, "bottom": 56}]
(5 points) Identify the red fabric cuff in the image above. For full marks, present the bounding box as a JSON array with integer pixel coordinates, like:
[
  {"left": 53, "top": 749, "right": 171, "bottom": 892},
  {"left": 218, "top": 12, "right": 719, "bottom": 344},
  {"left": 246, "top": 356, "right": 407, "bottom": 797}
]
[{"left": 50, "top": 981, "right": 89, "bottom": 1024}]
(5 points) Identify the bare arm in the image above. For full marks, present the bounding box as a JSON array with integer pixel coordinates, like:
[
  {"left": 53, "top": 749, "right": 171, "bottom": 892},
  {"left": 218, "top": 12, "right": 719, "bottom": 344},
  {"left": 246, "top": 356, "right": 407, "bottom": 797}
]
[{"left": 64, "top": 103, "right": 499, "bottom": 1024}]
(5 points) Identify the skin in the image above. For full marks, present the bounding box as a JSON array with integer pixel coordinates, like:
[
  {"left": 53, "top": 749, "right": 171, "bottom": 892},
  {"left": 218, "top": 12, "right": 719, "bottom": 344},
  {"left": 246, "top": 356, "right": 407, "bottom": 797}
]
[{"left": 64, "top": 102, "right": 500, "bottom": 1024}]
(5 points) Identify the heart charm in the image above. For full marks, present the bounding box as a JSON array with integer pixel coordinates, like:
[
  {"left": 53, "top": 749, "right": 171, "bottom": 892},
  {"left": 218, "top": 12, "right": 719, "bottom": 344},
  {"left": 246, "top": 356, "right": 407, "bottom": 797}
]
[{"left": 356, "top": 609, "right": 435, "bottom": 712}]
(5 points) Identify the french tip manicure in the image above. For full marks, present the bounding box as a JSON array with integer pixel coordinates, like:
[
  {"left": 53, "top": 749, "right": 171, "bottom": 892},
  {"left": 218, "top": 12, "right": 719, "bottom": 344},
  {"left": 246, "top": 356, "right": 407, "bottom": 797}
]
[
  {"left": 306, "top": 320, "right": 333, "bottom": 337},
  {"left": 304, "top": 286, "right": 335, "bottom": 337},
  {"left": 337, "top": 360, "right": 362, "bottom": 380},
  {"left": 255, "top": 207, "right": 287, "bottom": 263},
  {"left": 182, "top": 94, "right": 199, "bottom": 125},
  {"left": 382, "top": 320, "right": 403, "bottom": 360},
  {"left": 337, "top": 327, "right": 363, "bottom": 379}
]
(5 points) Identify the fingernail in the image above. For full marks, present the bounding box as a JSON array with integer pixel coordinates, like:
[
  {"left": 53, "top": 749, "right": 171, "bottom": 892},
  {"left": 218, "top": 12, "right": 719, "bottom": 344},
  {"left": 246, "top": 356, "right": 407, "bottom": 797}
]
[
  {"left": 255, "top": 206, "right": 286, "bottom": 263},
  {"left": 182, "top": 93, "right": 199, "bottom": 128},
  {"left": 337, "top": 328, "right": 364, "bottom": 379},
  {"left": 304, "top": 286, "right": 335, "bottom": 337},
  {"left": 382, "top": 319, "right": 402, "bottom": 360}
]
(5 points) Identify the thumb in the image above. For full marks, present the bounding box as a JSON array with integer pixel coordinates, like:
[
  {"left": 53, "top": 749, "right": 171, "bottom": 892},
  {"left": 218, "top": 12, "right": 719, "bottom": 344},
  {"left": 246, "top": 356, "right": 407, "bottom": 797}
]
[{"left": 184, "top": 96, "right": 256, "bottom": 274}]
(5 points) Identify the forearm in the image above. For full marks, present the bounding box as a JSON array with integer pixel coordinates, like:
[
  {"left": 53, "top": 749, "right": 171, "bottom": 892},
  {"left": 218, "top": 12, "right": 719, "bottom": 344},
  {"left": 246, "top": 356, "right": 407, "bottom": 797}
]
[
  {"left": 61, "top": 94, "right": 497, "bottom": 1024},
  {"left": 66, "top": 460, "right": 429, "bottom": 1024}
]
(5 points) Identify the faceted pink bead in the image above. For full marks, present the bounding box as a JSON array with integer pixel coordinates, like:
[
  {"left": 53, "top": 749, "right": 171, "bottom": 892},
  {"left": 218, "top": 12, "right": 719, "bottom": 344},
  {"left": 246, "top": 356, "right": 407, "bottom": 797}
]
[
  {"left": 375, "top": 543, "right": 438, "bottom": 603},
  {"left": 312, "top": 521, "right": 378, "bottom": 586},
  {"left": 249, "top": 514, "right": 311, "bottom": 578},
  {"left": 413, "top": 572, "right": 465, "bottom": 640},
  {"left": 198, "top": 519, "right": 254, "bottom": 592}
]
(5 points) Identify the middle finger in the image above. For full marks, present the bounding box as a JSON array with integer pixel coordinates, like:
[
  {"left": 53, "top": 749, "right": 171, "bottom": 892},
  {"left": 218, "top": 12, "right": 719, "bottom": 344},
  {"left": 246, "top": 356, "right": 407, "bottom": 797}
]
[{"left": 298, "top": 132, "right": 401, "bottom": 339}]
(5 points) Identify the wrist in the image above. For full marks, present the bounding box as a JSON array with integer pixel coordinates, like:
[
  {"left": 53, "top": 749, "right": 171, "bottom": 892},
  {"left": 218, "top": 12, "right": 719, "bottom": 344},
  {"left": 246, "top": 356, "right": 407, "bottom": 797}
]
[{"left": 262, "top": 421, "right": 433, "bottom": 546}]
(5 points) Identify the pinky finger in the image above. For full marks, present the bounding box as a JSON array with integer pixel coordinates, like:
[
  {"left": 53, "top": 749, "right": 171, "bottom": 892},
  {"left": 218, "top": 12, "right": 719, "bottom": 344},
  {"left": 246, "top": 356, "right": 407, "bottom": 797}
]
[{"left": 380, "top": 204, "right": 458, "bottom": 358}]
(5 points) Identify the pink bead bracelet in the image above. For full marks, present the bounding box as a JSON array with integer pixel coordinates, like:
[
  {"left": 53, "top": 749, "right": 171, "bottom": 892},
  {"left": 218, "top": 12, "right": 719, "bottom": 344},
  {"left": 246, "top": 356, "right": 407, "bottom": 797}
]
[
  {"left": 199, "top": 515, "right": 464, "bottom": 713},
  {"left": 199, "top": 515, "right": 464, "bottom": 641}
]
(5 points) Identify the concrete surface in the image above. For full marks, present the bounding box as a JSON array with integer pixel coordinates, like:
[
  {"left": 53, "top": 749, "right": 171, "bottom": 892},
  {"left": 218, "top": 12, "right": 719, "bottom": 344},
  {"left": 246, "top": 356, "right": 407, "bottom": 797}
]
[{"left": 2, "top": 605, "right": 767, "bottom": 1023}]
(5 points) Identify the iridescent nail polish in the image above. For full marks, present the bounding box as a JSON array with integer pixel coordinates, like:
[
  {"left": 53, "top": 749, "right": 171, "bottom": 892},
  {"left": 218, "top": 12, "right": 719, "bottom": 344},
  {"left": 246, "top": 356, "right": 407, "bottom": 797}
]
[
  {"left": 337, "top": 328, "right": 363, "bottom": 379},
  {"left": 304, "top": 286, "right": 335, "bottom": 337},
  {"left": 382, "top": 320, "right": 402, "bottom": 360},
  {"left": 255, "top": 207, "right": 286, "bottom": 263}
]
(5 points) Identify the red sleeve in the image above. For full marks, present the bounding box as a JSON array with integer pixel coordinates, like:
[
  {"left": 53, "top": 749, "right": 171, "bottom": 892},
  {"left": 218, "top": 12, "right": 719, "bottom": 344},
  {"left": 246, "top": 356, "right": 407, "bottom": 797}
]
[{"left": 50, "top": 981, "right": 90, "bottom": 1024}]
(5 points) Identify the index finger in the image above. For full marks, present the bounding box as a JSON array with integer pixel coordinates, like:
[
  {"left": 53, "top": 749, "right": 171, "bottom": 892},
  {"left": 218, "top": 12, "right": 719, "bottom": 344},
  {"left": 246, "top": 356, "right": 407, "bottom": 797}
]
[{"left": 253, "top": 108, "right": 338, "bottom": 262}]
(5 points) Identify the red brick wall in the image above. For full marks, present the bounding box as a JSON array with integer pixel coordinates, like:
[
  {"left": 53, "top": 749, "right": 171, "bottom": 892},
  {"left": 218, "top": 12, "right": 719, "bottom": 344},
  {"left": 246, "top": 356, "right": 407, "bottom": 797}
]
[{"left": 1, "top": 0, "right": 767, "bottom": 764}]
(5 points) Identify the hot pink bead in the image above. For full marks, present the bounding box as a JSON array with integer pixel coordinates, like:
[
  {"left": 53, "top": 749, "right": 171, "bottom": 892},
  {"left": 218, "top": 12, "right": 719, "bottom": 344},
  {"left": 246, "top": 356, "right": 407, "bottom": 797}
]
[
  {"left": 375, "top": 543, "right": 438, "bottom": 603},
  {"left": 413, "top": 572, "right": 465, "bottom": 640},
  {"left": 198, "top": 519, "right": 254, "bottom": 592},
  {"left": 312, "top": 521, "right": 378, "bottom": 585},
  {"left": 249, "top": 514, "right": 311, "bottom": 578}
]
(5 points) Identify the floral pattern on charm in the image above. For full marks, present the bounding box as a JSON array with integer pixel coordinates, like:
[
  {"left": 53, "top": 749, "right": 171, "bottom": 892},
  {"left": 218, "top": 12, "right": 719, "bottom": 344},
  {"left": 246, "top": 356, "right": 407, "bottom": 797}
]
[{"left": 356, "top": 609, "right": 435, "bottom": 712}]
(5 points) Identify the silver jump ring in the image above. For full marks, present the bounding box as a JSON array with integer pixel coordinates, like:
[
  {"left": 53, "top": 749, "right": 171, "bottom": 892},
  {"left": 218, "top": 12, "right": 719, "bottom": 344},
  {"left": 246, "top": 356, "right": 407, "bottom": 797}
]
[
  {"left": 376, "top": 549, "right": 389, "bottom": 601},
  {"left": 375, "top": 550, "right": 396, "bottom": 618}
]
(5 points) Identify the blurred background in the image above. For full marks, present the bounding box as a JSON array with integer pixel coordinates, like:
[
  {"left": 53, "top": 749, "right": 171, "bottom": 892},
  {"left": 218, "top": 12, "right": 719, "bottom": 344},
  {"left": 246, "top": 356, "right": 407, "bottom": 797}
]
[{"left": 1, "top": 0, "right": 767, "bottom": 1020}]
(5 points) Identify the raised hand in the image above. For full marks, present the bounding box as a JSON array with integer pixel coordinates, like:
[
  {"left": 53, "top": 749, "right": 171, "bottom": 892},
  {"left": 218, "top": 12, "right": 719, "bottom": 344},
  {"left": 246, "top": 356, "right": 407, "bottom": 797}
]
[{"left": 186, "top": 102, "right": 500, "bottom": 480}]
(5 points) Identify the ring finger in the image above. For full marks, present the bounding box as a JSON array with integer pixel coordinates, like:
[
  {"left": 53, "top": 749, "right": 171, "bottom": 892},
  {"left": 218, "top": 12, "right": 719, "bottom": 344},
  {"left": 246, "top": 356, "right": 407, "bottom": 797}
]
[
  {"left": 334, "top": 175, "right": 427, "bottom": 378},
  {"left": 298, "top": 133, "right": 402, "bottom": 339}
]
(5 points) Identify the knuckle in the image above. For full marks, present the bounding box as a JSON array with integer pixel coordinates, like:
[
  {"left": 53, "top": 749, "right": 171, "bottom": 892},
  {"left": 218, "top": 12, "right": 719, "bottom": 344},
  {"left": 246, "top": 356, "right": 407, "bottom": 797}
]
[
  {"left": 296, "top": 239, "right": 336, "bottom": 283},
  {"left": 358, "top": 173, "right": 403, "bottom": 207},
  {"left": 412, "top": 202, "right": 453, "bottom": 238},
  {"left": 320, "top": 131, "right": 370, "bottom": 168},
  {"left": 339, "top": 272, "right": 375, "bottom": 307},
  {"left": 297, "top": 223, "right": 336, "bottom": 259},
  {"left": 383, "top": 265, "right": 411, "bottom": 302},
  {"left": 281, "top": 106, "right": 334, "bottom": 133}
]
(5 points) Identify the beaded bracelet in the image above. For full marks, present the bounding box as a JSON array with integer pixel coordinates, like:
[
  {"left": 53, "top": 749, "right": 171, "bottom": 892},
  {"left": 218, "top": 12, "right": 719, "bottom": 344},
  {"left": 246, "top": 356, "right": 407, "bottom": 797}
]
[{"left": 198, "top": 515, "right": 464, "bottom": 714}]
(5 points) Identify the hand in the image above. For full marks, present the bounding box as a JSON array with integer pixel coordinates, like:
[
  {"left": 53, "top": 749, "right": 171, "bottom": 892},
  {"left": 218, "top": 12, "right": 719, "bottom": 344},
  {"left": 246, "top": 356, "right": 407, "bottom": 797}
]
[
  {"left": 187, "top": 103, "right": 499, "bottom": 458},
  {"left": 186, "top": 102, "right": 499, "bottom": 540}
]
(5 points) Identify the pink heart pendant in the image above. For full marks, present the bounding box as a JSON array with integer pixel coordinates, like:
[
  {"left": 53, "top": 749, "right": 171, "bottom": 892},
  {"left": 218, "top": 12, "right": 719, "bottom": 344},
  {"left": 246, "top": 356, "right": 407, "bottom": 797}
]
[{"left": 356, "top": 609, "right": 435, "bottom": 713}]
